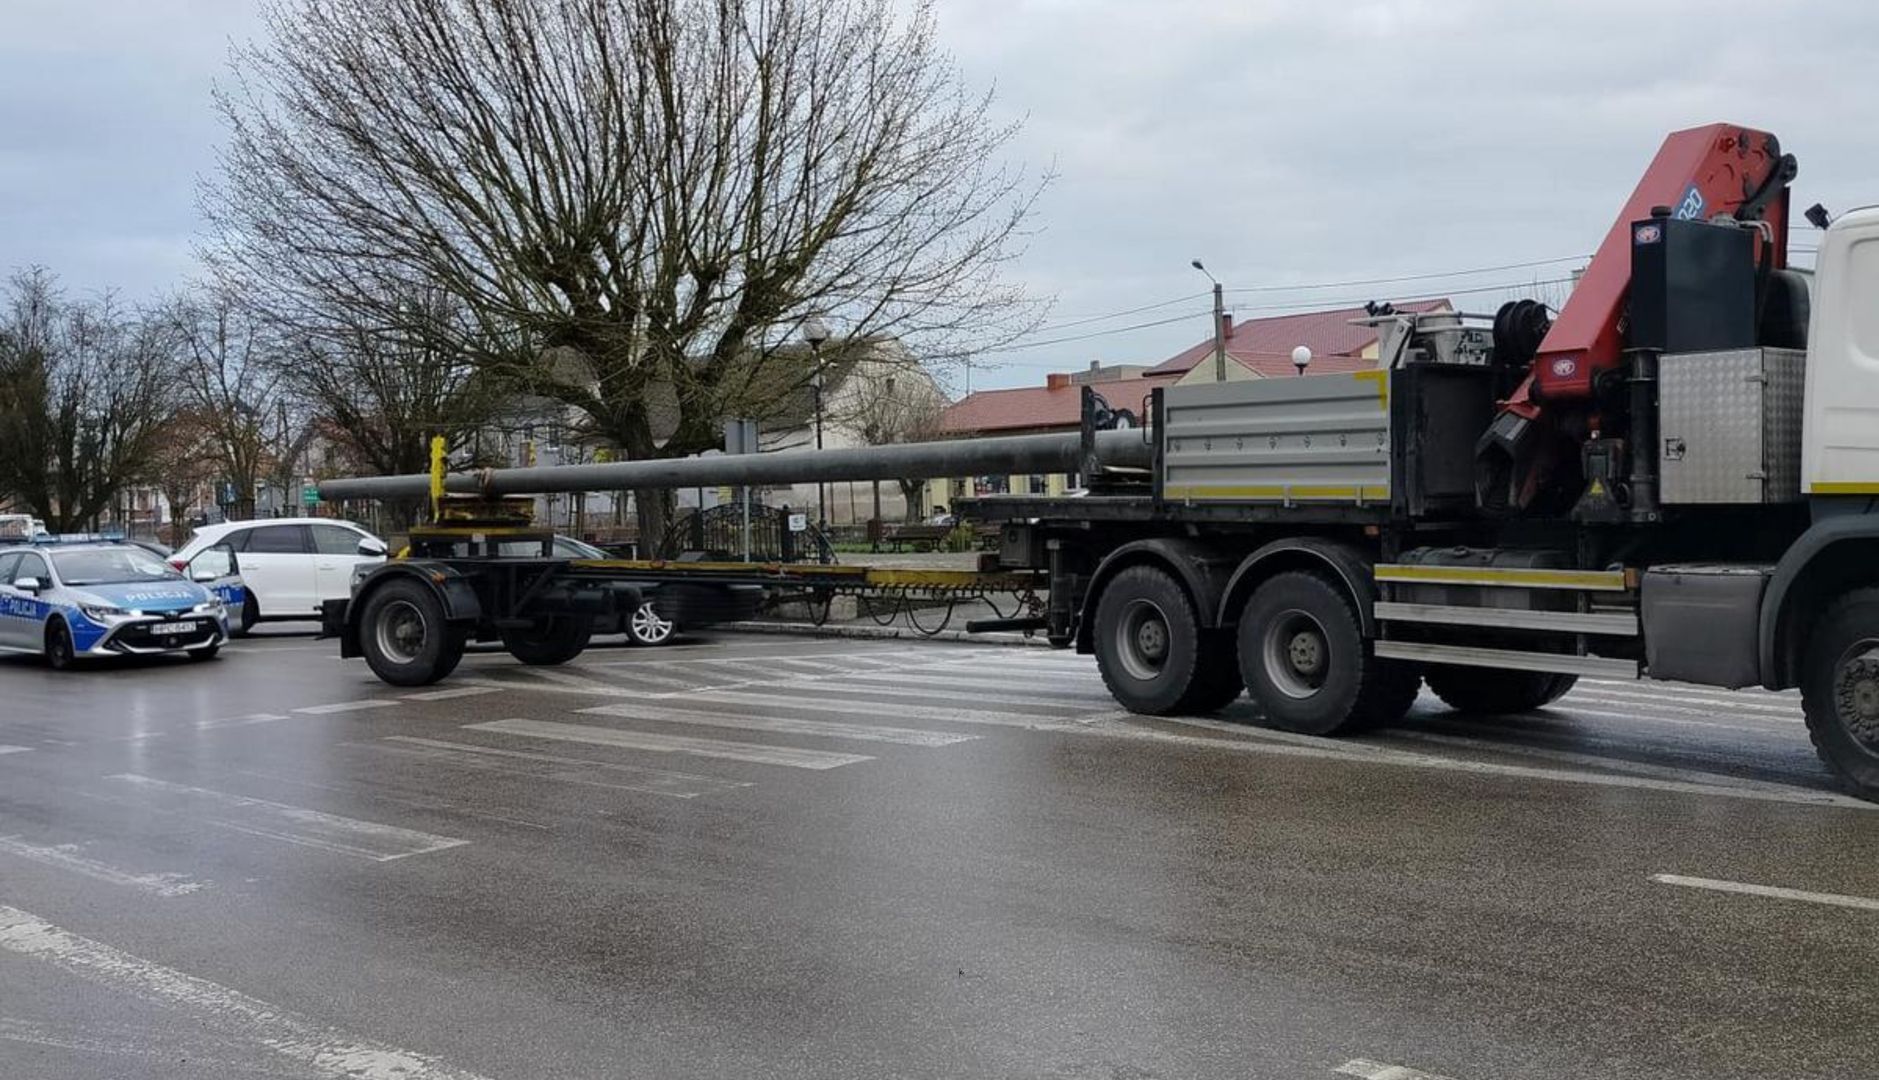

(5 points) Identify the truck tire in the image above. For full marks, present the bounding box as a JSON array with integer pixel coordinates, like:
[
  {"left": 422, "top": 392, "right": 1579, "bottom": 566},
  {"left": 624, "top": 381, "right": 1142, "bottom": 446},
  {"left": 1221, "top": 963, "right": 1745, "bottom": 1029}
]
[
  {"left": 1800, "top": 589, "right": 1879, "bottom": 798},
  {"left": 1237, "top": 570, "right": 1419, "bottom": 735},
  {"left": 1092, "top": 565, "right": 1216, "bottom": 715},
  {"left": 1426, "top": 667, "right": 1577, "bottom": 714},
  {"left": 358, "top": 579, "right": 464, "bottom": 687},
  {"left": 500, "top": 617, "right": 593, "bottom": 666}
]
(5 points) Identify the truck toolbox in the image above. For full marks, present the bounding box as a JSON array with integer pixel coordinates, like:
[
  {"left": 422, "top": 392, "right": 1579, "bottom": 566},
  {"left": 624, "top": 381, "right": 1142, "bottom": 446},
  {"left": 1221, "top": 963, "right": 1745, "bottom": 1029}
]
[
  {"left": 1658, "top": 348, "right": 1805, "bottom": 504},
  {"left": 1640, "top": 564, "right": 1772, "bottom": 688}
]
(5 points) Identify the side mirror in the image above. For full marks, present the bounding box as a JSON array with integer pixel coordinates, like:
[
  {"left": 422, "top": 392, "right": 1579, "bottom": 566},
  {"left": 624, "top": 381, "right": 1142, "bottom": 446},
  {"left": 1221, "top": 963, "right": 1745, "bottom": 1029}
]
[
  {"left": 188, "top": 544, "right": 239, "bottom": 582},
  {"left": 13, "top": 577, "right": 42, "bottom": 594},
  {"left": 357, "top": 538, "right": 388, "bottom": 558}
]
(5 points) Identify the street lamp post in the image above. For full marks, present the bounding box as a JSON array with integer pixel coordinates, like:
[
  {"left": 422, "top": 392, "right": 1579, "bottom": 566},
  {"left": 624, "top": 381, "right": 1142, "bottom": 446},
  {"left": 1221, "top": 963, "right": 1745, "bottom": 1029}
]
[
  {"left": 801, "top": 316, "right": 831, "bottom": 531},
  {"left": 1191, "top": 260, "right": 1227, "bottom": 382}
]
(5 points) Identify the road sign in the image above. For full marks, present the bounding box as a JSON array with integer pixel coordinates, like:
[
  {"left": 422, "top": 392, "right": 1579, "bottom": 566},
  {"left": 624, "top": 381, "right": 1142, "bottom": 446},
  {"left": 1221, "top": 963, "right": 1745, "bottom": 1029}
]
[{"left": 302, "top": 485, "right": 319, "bottom": 506}]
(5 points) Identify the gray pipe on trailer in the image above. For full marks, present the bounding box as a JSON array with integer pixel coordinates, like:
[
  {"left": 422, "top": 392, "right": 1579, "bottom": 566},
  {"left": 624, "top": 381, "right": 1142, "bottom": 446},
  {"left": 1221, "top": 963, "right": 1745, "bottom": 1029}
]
[{"left": 317, "top": 428, "right": 1152, "bottom": 501}]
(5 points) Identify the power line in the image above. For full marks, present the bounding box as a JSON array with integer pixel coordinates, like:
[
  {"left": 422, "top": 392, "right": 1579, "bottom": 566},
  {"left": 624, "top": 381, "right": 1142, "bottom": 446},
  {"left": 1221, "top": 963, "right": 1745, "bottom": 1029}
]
[
  {"left": 996, "top": 309, "right": 1213, "bottom": 352},
  {"left": 1029, "top": 255, "right": 1588, "bottom": 338},
  {"left": 1223, "top": 255, "right": 1588, "bottom": 294},
  {"left": 1038, "top": 291, "right": 1210, "bottom": 332}
]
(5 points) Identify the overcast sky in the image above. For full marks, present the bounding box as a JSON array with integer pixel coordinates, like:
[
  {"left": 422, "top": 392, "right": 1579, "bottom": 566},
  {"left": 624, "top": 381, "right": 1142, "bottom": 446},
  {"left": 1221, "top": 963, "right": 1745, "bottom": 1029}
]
[{"left": 2, "top": 0, "right": 1872, "bottom": 392}]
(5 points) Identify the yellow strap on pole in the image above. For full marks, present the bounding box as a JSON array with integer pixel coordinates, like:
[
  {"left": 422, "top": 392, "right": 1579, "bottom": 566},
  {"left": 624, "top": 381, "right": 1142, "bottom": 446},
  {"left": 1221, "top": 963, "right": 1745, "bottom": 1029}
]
[{"left": 429, "top": 435, "right": 447, "bottom": 522}]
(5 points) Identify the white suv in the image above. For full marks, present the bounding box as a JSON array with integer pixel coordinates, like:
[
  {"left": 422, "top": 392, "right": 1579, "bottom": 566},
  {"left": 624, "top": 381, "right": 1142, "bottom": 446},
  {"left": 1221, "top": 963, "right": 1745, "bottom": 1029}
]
[{"left": 172, "top": 520, "right": 387, "bottom": 633}]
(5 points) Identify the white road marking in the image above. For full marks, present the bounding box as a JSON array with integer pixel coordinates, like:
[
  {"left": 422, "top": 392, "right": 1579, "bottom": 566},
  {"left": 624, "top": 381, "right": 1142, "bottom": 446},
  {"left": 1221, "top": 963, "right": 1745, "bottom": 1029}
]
[
  {"left": 378, "top": 736, "right": 753, "bottom": 798},
  {"left": 0, "top": 745, "right": 30, "bottom": 755},
  {"left": 668, "top": 689, "right": 1096, "bottom": 729},
  {"left": 1335, "top": 1060, "right": 1461, "bottom": 1080},
  {"left": 833, "top": 670, "right": 1114, "bottom": 701},
  {"left": 196, "top": 712, "right": 293, "bottom": 732},
  {"left": 402, "top": 686, "right": 500, "bottom": 702},
  {"left": 105, "top": 774, "right": 468, "bottom": 862},
  {"left": 0, "top": 835, "right": 206, "bottom": 897},
  {"left": 579, "top": 703, "right": 981, "bottom": 747},
  {"left": 1651, "top": 873, "right": 1879, "bottom": 912},
  {"left": 1537, "top": 703, "right": 1794, "bottom": 736},
  {"left": 0, "top": 1016, "right": 313, "bottom": 1077},
  {"left": 774, "top": 680, "right": 1107, "bottom": 712},
  {"left": 0, "top": 905, "right": 496, "bottom": 1080},
  {"left": 1387, "top": 730, "right": 1818, "bottom": 795},
  {"left": 1563, "top": 689, "right": 1801, "bottom": 722},
  {"left": 1568, "top": 683, "right": 1803, "bottom": 715},
  {"left": 292, "top": 700, "right": 399, "bottom": 715},
  {"left": 467, "top": 718, "right": 874, "bottom": 769}
]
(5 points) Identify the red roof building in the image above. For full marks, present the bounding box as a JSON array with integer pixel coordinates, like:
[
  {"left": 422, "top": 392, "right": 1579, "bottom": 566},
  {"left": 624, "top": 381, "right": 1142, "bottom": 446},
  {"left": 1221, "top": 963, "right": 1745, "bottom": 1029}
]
[{"left": 1146, "top": 299, "right": 1453, "bottom": 382}]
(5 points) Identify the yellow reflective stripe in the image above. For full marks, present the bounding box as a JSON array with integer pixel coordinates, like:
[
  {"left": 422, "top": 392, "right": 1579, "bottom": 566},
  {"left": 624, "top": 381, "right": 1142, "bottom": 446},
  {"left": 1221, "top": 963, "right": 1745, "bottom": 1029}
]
[
  {"left": 1374, "top": 565, "right": 1627, "bottom": 590},
  {"left": 1807, "top": 482, "right": 1879, "bottom": 495},
  {"left": 1351, "top": 369, "right": 1390, "bottom": 410}
]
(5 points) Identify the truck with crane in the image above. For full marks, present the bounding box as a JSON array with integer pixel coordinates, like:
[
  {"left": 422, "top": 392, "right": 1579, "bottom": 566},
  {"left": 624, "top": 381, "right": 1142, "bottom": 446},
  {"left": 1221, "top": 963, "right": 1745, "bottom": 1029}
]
[{"left": 319, "top": 123, "right": 1879, "bottom": 800}]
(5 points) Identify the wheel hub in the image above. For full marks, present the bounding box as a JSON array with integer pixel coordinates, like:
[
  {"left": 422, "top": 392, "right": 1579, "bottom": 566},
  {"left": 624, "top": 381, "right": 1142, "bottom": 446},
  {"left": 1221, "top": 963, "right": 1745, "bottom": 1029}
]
[
  {"left": 1835, "top": 655, "right": 1879, "bottom": 750},
  {"left": 1287, "top": 631, "right": 1324, "bottom": 676},
  {"left": 1135, "top": 619, "right": 1168, "bottom": 662}
]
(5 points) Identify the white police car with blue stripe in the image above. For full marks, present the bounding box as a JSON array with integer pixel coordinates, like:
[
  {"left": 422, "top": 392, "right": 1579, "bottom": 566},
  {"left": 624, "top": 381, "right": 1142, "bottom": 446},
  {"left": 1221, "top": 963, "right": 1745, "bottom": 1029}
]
[{"left": 0, "top": 539, "right": 244, "bottom": 669}]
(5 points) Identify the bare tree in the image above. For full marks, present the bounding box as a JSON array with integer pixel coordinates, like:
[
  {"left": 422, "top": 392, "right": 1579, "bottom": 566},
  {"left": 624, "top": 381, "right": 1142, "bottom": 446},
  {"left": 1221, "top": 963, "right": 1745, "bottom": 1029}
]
[
  {"left": 0, "top": 270, "right": 173, "bottom": 532},
  {"left": 275, "top": 293, "right": 498, "bottom": 524},
  {"left": 148, "top": 407, "right": 221, "bottom": 546},
  {"left": 169, "top": 291, "right": 286, "bottom": 519},
  {"left": 839, "top": 356, "right": 948, "bottom": 521},
  {"left": 206, "top": 0, "right": 1044, "bottom": 541}
]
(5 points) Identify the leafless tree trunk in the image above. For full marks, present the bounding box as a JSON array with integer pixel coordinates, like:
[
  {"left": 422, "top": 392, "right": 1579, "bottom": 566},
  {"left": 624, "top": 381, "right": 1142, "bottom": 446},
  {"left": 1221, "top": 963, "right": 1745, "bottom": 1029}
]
[
  {"left": 206, "top": 0, "right": 1043, "bottom": 543},
  {"left": 842, "top": 359, "right": 948, "bottom": 522},
  {"left": 169, "top": 292, "right": 283, "bottom": 519},
  {"left": 0, "top": 270, "right": 173, "bottom": 532}
]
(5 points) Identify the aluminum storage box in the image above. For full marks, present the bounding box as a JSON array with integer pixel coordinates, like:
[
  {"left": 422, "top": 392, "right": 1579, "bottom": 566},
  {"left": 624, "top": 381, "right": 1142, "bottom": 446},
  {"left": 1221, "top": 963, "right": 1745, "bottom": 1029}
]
[
  {"left": 1160, "top": 372, "right": 1391, "bottom": 504},
  {"left": 1658, "top": 347, "right": 1804, "bottom": 504}
]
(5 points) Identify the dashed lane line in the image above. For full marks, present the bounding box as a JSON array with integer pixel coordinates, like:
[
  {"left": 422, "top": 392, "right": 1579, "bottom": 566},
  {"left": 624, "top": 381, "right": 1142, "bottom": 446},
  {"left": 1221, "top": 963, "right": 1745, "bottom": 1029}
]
[
  {"left": 401, "top": 686, "right": 501, "bottom": 702},
  {"left": 292, "top": 700, "right": 399, "bottom": 716},
  {"left": 0, "top": 905, "right": 496, "bottom": 1080},
  {"left": 1651, "top": 873, "right": 1879, "bottom": 912},
  {"left": 577, "top": 703, "right": 981, "bottom": 747},
  {"left": 0, "top": 835, "right": 207, "bottom": 897},
  {"left": 465, "top": 718, "right": 874, "bottom": 770},
  {"left": 0, "top": 745, "right": 30, "bottom": 755},
  {"left": 1335, "top": 1061, "right": 1463, "bottom": 1080},
  {"left": 376, "top": 735, "right": 753, "bottom": 799},
  {"left": 104, "top": 774, "right": 468, "bottom": 862}
]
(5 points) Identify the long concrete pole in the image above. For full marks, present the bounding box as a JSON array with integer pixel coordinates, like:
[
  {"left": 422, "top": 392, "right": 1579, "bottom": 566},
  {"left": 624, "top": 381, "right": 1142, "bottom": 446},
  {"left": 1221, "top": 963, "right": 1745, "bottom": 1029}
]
[{"left": 318, "top": 428, "right": 1151, "bottom": 501}]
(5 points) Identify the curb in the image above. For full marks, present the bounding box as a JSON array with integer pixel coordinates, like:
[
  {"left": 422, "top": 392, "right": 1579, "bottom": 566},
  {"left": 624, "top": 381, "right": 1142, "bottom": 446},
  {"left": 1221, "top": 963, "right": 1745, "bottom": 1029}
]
[{"left": 719, "top": 620, "right": 1055, "bottom": 647}]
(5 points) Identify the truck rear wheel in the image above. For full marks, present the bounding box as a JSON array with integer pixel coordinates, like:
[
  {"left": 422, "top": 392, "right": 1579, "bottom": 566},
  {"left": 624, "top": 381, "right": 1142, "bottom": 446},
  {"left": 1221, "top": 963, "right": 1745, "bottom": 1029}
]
[
  {"left": 1800, "top": 589, "right": 1879, "bottom": 798},
  {"left": 1238, "top": 571, "right": 1419, "bottom": 735},
  {"left": 1426, "top": 667, "right": 1577, "bottom": 714},
  {"left": 359, "top": 579, "right": 464, "bottom": 687},
  {"left": 500, "top": 617, "right": 593, "bottom": 666},
  {"left": 1092, "top": 565, "right": 1218, "bottom": 715}
]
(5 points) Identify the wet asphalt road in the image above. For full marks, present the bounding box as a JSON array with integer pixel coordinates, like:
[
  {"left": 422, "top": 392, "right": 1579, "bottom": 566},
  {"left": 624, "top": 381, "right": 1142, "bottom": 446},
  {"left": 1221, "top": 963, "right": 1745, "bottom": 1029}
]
[{"left": 1, "top": 629, "right": 1876, "bottom": 1080}]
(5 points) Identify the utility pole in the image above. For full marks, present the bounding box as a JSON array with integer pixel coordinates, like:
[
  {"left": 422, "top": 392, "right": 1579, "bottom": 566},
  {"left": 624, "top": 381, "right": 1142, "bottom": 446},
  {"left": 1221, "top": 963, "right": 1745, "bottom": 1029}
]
[{"left": 1192, "top": 260, "right": 1226, "bottom": 382}]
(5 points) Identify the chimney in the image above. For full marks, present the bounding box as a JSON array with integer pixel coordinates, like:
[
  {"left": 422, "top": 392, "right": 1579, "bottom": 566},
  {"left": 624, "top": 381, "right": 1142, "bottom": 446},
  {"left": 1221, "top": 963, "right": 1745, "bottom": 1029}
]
[
  {"left": 1221, "top": 313, "right": 1234, "bottom": 339},
  {"left": 1046, "top": 372, "right": 1070, "bottom": 390}
]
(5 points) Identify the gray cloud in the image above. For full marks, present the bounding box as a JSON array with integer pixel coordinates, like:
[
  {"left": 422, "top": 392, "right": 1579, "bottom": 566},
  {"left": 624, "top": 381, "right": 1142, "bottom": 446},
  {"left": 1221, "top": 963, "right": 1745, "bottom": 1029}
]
[{"left": 2, "top": 0, "right": 1871, "bottom": 391}]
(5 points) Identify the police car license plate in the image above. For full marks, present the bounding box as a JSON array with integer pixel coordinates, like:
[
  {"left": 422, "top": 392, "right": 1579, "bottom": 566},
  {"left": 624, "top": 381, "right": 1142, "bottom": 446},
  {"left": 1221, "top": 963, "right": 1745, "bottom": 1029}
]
[{"left": 149, "top": 621, "right": 198, "bottom": 635}]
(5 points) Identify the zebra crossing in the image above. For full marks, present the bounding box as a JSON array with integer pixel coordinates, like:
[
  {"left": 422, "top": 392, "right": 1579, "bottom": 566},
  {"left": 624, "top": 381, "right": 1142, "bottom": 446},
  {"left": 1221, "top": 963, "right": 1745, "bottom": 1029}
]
[{"left": 0, "top": 641, "right": 1847, "bottom": 908}]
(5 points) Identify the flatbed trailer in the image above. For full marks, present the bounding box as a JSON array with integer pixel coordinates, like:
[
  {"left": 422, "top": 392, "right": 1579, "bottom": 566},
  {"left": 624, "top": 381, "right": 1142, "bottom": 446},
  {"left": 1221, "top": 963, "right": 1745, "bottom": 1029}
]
[{"left": 322, "top": 124, "right": 1879, "bottom": 800}]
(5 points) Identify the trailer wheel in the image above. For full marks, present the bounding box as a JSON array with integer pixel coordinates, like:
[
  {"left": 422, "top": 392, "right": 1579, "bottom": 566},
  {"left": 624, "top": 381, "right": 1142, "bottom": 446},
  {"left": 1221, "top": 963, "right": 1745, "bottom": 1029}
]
[
  {"left": 358, "top": 579, "right": 463, "bottom": 687},
  {"left": 1238, "top": 570, "right": 1418, "bottom": 735},
  {"left": 1800, "top": 589, "right": 1879, "bottom": 798},
  {"left": 500, "top": 617, "right": 593, "bottom": 666},
  {"left": 1426, "top": 667, "right": 1577, "bottom": 715},
  {"left": 1092, "top": 565, "right": 1212, "bottom": 715}
]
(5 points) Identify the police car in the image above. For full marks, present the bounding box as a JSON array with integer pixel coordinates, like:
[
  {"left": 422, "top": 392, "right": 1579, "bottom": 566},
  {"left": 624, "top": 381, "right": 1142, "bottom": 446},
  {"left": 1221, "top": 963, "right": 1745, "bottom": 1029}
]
[{"left": 0, "top": 539, "right": 243, "bottom": 669}]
